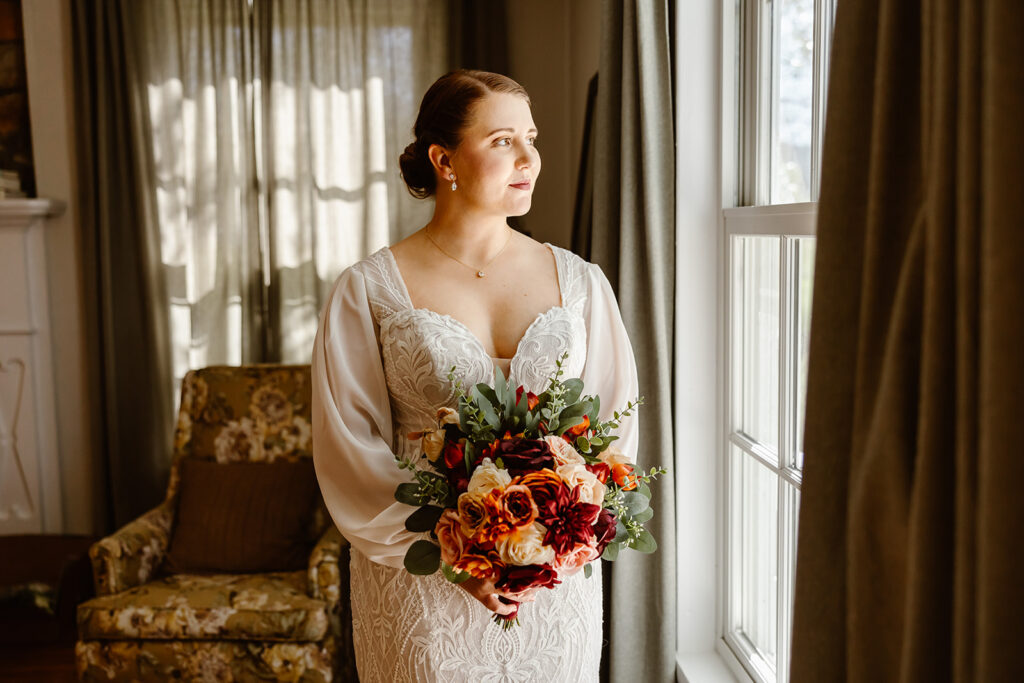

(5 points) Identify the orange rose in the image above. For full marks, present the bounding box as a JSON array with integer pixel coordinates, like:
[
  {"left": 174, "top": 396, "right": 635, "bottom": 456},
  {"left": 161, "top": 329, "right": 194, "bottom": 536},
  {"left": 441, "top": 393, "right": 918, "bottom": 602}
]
[
  {"left": 499, "top": 484, "right": 538, "bottom": 529},
  {"left": 452, "top": 546, "right": 505, "bottom": 581},
  {"left": 434, "top": 510, "right": 470, "bottom": 566},
  {"left": 564, "top": 414, "right": 590, "bottom": 438},
  {"left": 476, "top": 490, "right": 515, "bottom": 543},
  {"left": 514, "top": 470, "right": 564, "bottom": 509},
  {"left": 598, "top": 447, "right": 638, "bottom": 490}
]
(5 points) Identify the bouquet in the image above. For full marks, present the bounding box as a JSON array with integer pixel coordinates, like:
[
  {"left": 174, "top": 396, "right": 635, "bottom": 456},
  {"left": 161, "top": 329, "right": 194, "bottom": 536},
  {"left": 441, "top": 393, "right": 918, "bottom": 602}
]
[{"left": 395, "top": 352, "right": 665, "bottom": 627}]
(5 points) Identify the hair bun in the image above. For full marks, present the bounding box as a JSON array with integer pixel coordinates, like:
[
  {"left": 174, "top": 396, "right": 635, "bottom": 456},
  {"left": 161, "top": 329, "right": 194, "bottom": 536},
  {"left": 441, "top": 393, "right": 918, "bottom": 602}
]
[{"left": 399, "top": 138, "right": 434, "bottom": 199}]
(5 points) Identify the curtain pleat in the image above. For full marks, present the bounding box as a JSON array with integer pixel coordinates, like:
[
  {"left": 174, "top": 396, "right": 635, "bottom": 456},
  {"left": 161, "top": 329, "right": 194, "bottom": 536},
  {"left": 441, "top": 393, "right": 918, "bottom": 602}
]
[
  {"left": 574, "top": 2, "right": 677, "bottom": 681},
  {"left": 790, "top": 1, "right": 1024, "bottom": 680},
  {"left": 72, "top": 0, "right": 175, "bottom": 529}
]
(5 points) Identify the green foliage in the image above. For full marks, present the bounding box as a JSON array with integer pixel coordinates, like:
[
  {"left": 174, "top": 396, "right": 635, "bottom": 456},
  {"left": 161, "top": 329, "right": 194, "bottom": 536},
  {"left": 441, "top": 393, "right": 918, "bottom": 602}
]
[{"left": 404, "top": 540, "right": 441, "bottom": 575}]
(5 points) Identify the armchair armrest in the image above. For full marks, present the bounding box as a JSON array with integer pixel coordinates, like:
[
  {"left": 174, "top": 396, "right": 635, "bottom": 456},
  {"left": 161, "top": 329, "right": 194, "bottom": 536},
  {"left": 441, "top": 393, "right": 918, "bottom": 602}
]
[
  {"left": 308, "top": 526, "right": 348, "bottom": 614},
  {"left": 88, "top": 498, "right": 175, "bottom": 596},
  {"left": 308, "top": 525, "right": 356, "bottom": 681}
]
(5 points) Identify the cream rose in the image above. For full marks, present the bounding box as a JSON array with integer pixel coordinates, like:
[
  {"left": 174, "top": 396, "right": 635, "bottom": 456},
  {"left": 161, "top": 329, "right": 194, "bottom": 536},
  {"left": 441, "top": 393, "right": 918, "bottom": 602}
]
[
  {"left": 543, "top": 435, "right": 585, "bottom": 466},
  {"left": 496, "top": 521, "right": 556, "bottom": 566},
  {"left": 468, "top": 458, "right": 512, "bottom": 494},
  {"left": 421, "top": 429, "right": 445, "bottom": 462},
  {"left": 556, "top": 463, "right": 607, "bottom": 506},
  {"left": 436, "top": 406, "right": 460, "bottom": 426},
  {"left": 598, "top": 445, "right": 631, "bottom": 467}
]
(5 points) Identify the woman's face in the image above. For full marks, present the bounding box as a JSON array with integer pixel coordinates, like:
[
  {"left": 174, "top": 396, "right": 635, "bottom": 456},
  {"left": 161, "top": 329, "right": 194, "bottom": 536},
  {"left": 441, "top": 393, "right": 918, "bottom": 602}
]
[{"left": 446, "top": 91, "right": 541, "bottom": 217}]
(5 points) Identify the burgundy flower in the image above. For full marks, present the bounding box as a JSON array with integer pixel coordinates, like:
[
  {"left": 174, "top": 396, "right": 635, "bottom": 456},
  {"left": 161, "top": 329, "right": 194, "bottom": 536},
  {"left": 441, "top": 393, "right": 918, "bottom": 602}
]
[
  {"left": 497, "top": 564, "right": 562, "bottom": 593},
  {"left": 479, "top": 436, "right": 554, "bottom": 476},
  {"left": 538, "top": 483, "right": 601, "bottom": 555},
  {"left": 593, "top": 507, "right": 617, "bottom": 555}
]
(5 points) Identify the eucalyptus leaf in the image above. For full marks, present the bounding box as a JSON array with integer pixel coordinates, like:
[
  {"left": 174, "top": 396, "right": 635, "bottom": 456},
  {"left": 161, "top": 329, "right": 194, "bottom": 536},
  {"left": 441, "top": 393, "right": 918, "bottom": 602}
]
[
  {"left": 584, "top": 563, "right": 593, "bottom": 579},
  {"left": 575, "top": 435, "right": 591, "bottom": 452},
  {"left": 404, "top": 505, "right": 445, "bottom": 532},
  {"left": 613, "top": 520, "right": 630, "bottom": 544},
  {"left": 632, "top": 507, "right": 654, "bottom": 524},
  {"left": 441, "top": 562, "right": 471, "bottom": 584},
  {"left": 602, "top": 542, "right": 621, "bottom": 561},
  {"left": 638, "top": 482, "right": 653, "bottom": 499},
  {"left": 631, "top": 528, "right": 658, "bottom": 553},
  {"left": 404, "top": 540, "right": 441, "bottom": 575},
  {"left": 395, "top": 483, "right": 422, "bottom": 506},
  {"left": 562, "top": 378, "right": 584, "bottom": 404},
  {"left": 623, "top": 491, "right": 650, "bottom": 515}
]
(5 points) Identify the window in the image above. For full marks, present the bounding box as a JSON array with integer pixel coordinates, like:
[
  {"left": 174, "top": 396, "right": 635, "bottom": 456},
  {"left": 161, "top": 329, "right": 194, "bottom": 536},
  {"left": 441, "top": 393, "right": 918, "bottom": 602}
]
[{"left": 720, "top": 1, "right": 835, "bottom": 681}]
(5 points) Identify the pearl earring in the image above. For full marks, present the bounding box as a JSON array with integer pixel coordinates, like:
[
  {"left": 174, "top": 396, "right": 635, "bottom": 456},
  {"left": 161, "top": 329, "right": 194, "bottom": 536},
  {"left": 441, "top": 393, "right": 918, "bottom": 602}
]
[{"left": 449, "top": 173, "right": 457, "bottom": 191}]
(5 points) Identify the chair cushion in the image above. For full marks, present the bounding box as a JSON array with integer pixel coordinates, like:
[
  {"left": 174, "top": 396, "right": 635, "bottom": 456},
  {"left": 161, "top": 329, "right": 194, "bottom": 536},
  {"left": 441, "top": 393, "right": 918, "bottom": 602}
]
[
  {"left": 164, "top": 458, "right": 319, "bottom": 574},
  {"left": 76, "top": 571, "right": 328, "bottom": 642}
]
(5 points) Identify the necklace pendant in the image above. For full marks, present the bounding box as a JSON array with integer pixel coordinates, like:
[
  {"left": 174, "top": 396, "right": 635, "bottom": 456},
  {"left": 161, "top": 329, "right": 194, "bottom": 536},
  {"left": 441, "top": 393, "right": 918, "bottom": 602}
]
[{"left": 476, "top": 270, "right": 486, "bottom": 278}]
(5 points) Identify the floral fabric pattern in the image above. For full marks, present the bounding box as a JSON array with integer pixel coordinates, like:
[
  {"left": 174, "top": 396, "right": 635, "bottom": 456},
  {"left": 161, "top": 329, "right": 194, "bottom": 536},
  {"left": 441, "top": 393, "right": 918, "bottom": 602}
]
[
  {"left": 78, "top": 571, "right": 329, "bottom": 641},
  {"left": 76, "top": 636, "right": 337, "bottom": 682},
  {"left": 77, "top": 365, "right": 355, "bottom": 681}
]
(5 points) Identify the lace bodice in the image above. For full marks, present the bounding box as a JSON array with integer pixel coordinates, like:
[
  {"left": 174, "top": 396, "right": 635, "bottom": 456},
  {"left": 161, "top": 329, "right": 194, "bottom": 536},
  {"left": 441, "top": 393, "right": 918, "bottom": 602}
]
[
  {"left": 311, "top": 240, "right": 640, "bottom": 682},
  {"left": 358, "top": 243, "right": 589, "bottom": 457}
]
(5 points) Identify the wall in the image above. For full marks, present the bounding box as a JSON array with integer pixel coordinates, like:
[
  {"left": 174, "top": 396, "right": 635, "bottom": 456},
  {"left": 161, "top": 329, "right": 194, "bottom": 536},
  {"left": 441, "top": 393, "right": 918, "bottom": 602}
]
[
  {"left": 21, "top": 0, "right": 100, "bottom": 534},
  {"left": 507, "top": 0, "right": 600, "bottom": 250}
]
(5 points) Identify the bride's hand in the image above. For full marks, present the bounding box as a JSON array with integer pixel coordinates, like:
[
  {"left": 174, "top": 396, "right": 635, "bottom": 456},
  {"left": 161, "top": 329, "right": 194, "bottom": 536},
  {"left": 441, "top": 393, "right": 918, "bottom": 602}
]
[{"left": 458, "top": 576, "right": 522, "bottom": 616}]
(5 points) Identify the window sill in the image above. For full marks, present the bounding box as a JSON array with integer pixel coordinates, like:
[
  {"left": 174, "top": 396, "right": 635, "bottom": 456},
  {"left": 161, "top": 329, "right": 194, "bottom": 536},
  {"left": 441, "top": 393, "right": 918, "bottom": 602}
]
[{"left": 677, "top": 645, "right": 754, "bottom": 683}]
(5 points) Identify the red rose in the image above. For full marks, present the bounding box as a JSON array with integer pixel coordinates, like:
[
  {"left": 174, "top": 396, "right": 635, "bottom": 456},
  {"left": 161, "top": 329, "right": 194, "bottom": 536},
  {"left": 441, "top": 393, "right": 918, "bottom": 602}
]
[
  {"left": 496, "top": 564, "right": 562, "bottom": 593},
  {"left": 443, "top": 440, "right": 465, "bottom": 469},
  {"left": 586, "top": 462, "right": 611, "bottom": 484}
]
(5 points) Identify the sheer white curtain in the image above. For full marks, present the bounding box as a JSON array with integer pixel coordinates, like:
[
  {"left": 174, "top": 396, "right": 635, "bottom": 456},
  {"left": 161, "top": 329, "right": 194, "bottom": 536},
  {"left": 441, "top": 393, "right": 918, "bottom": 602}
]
[
  {"left": 258, "top": 0, "right": 448, "bottom": 361},
  {"left": 131, "top": 0, "right": 449, "bottom": 390}
]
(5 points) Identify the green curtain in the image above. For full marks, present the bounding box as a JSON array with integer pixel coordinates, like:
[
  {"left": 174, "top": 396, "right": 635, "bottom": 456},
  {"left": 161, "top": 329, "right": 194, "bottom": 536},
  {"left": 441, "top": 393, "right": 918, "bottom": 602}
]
[
  {"left": 791, "top": 0, "right": 1024, "bottom": 680},
  {"left": 574, "top": 2, "right": 676, "bottom": 681},
  {"left": 72, "top": 0, "right": 174, "bottom": 530}
]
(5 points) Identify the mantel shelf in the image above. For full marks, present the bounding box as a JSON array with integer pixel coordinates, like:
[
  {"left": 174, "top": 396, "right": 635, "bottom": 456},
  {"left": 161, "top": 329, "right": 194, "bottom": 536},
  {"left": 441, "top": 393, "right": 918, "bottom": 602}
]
[{"left": 0, "top": 198, "right": 66, "bottom": 228}]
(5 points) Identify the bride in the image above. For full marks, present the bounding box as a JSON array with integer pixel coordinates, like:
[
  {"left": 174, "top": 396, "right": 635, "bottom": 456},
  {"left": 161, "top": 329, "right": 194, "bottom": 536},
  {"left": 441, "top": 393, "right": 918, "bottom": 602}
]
[{"left": 312, "top": 69, "right": 639, "bottom": 682}]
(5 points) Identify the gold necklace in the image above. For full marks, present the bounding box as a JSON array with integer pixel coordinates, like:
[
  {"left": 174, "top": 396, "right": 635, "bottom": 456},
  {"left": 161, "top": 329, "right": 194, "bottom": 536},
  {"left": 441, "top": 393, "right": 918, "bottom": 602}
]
[{"left": 424, "top": 226, "right": 513, "bottom": 278}]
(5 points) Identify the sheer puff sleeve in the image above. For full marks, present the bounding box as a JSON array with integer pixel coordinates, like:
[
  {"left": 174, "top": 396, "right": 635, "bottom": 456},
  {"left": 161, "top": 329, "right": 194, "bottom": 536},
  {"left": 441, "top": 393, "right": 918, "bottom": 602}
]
[
  {"left": 579, "top": 262, "right": 641, "bottom": 463},
  {"left": 312, "top": 265, "right": 418, "bottom": 569}
]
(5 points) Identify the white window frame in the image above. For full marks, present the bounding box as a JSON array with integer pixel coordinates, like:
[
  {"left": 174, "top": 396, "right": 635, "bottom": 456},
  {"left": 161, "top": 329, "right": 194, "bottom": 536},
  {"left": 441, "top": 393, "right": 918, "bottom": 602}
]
[{"left": 673, "top": 0, "right": 832, "bottom": 681}]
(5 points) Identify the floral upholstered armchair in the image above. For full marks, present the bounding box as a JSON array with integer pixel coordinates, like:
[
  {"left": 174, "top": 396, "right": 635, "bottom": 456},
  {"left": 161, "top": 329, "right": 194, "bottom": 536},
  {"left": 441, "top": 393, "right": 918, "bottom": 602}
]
[{"left": 75, "top": 365, "right": 357, "bottom": 682}]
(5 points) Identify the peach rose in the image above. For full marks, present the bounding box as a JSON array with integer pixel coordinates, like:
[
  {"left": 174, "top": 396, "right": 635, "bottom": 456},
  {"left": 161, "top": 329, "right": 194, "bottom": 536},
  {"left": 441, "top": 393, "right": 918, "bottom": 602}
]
[
  {"left": 556, "top": 463, "right": 607, "bottom": 506},
  {"left": 434, "top": 510, "right": 469, "bottom": 566},
  {"left": 543, "top": 435, "right": 585, "bottom": 466},
  {"left": 553, "top": 539, "right": 600, "bottom": 576}
]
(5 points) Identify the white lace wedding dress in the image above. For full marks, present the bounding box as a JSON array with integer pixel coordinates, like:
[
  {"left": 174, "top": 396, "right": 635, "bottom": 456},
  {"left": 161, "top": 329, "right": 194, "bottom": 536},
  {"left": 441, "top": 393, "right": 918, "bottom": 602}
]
[{"left": 312, "top": 242, "right": 639, "bottom": 683}]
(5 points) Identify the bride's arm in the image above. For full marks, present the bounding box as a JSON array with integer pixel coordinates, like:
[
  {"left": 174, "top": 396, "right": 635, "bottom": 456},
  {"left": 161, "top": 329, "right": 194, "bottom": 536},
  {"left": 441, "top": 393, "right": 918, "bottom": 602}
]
[
  {"left": 579, "top": 262, "right": 641, "bottom": 463},
  {"left": 311, "top": 266, "right": 421, "bottom": 569}
]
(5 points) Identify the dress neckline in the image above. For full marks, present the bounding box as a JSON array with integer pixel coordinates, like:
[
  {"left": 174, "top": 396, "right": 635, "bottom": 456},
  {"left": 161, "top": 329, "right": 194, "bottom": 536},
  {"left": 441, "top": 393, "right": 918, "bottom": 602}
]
[{"left": 382, "top": 241, "right": 565, "bottom": 362}]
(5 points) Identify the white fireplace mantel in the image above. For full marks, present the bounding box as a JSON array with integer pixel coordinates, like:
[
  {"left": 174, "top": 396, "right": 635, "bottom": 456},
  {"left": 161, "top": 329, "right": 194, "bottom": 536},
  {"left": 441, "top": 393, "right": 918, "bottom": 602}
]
[{"left": 0, "top": 198, "right": 68, "bottom": 533}]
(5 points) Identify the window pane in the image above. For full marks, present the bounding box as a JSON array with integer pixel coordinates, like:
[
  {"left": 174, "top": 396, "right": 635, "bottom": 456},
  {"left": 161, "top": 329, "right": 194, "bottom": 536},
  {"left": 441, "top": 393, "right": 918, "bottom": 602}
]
[
  {"left": 731, "top": 445, "right": 779, "bottom": 669},
  {"left": 770, "top": 0, "right": 814, "bottom": 204},
  {"left": 733, "top": 236, "right": 780, "bottom": 453},
  {"left": 795, "top": 238, "right": 815, "bottom": 468}
]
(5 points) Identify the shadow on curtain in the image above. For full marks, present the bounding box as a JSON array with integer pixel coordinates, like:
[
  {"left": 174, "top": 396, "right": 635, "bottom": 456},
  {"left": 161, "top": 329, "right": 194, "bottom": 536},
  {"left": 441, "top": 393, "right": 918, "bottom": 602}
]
[
  {"left": 791, "top": 0, "right": 1024, "bottom": 680},
  {"left": 573, "top": 2, "right": 677, "bottom": 681}
]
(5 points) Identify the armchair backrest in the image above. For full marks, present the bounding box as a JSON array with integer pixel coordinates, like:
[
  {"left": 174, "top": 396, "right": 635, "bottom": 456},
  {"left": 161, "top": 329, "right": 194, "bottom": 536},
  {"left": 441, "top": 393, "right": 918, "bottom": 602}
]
[{"left": 166, "top": 364, "right": 328, "bottom": 537}]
